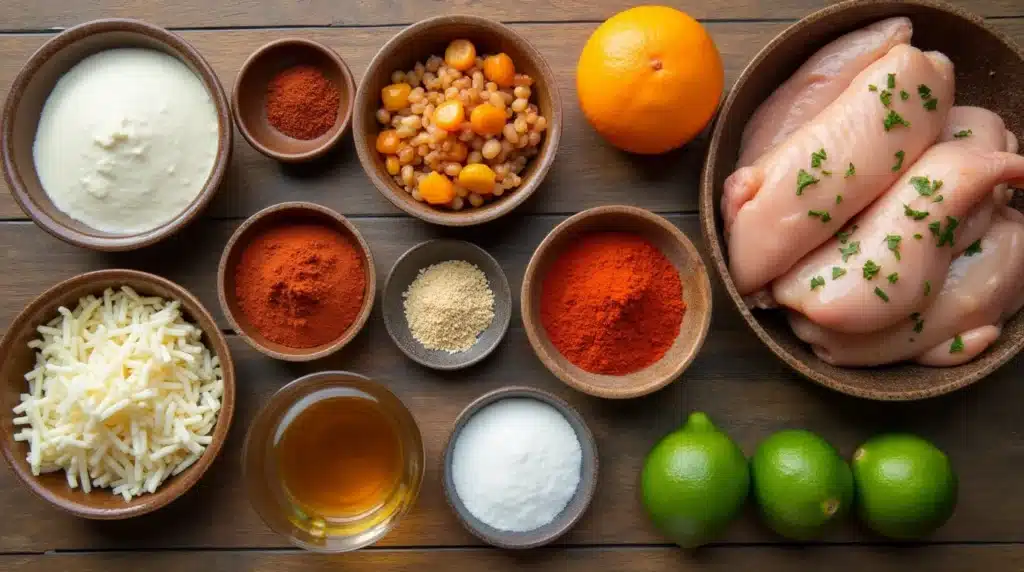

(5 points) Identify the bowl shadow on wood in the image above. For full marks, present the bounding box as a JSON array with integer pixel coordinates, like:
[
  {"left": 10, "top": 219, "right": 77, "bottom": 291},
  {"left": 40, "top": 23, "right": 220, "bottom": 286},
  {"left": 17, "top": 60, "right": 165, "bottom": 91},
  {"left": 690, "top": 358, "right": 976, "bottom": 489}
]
[
  {"left": 522, "top": 205, "right": 713, "bottom": 399},
  {"left": 0, "top": 269, "right": 236, "bottom": 520},
  {"left": 699, "top": 0, "right": 1024, "bottom": 401}
]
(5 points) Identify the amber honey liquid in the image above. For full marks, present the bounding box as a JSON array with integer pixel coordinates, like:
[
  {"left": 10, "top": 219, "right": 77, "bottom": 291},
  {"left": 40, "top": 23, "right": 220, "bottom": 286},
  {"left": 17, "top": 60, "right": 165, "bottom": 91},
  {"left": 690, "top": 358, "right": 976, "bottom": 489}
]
[{"left": 275, "top": 393, "right": 403, "bottom": 520}]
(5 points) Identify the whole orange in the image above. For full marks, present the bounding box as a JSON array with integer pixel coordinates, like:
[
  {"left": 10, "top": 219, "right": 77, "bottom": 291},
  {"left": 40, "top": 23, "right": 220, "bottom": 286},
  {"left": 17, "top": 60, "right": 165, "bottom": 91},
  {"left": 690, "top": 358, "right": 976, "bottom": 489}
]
[{"left": 576, "top": 6, "right": 724, "bottom": 154}]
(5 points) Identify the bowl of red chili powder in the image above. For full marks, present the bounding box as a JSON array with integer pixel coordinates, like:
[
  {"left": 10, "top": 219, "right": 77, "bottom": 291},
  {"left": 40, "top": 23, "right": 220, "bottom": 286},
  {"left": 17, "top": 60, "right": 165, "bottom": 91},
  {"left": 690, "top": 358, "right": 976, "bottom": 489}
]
[
  {"left": 522, "top": 206, "right": 713, "bottom": 399},
  {"left": 217, "top": 202, "right": 376, "bottom": 361},
  {"left": 232, "top": 38, "right": 355, "bottom": 163}
]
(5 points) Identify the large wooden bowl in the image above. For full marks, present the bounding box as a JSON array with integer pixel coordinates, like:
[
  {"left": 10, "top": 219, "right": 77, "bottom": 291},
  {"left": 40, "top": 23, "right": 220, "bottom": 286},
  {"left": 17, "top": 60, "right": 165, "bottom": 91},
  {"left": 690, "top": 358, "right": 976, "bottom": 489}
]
[
  {"left": 354, "top": 15, "right": 561, "bottom": 227},
  {"left": 699, "top": 0, "right": 1024, "bottom": 400},
  {"left": 522, "top": 206, "right": 713, "bottom": 399},
  {"left": 0, "top": 269, "right": 236, "bottom": 519},
  {"left": 1, "top": 18, "right": 233, "bottom": 251}
]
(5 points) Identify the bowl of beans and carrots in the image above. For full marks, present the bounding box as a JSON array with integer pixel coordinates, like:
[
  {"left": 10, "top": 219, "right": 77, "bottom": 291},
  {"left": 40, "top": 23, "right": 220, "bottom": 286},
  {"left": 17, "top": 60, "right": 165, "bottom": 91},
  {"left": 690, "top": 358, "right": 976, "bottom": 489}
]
[{"left": 354, "top": 15, "right": 561, "bottom": 226}]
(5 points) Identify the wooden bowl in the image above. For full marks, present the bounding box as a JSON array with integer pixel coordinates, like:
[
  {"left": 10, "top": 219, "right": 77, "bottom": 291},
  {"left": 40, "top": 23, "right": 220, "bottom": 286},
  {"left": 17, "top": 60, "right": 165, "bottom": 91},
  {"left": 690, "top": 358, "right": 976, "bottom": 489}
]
[
  {"left": 522, "top": 206, "right": 713, "bottom": 399},
  {"left": 1, "top": 18, "right": 232, "bottom": 251},
  {"left": 442, "top": 386, "right": 598, "bottom": 549},
  {"left": 0, "top": 269, "right": 236, "bottom": 519},
  {"left": 217, "top": 201, "right": 376, "bottom": 362},
  {"left": 232, "top": 38, "right": 356, "bottom": 163},
  {"left": 699, "top": 0, "right": 1024, "bottom": 400},
  {"left": 353, "top": 15, "right": 561, "bottom": 227},
  {"left": 381, "top": 239, "right": 512, "bottom": 370}
]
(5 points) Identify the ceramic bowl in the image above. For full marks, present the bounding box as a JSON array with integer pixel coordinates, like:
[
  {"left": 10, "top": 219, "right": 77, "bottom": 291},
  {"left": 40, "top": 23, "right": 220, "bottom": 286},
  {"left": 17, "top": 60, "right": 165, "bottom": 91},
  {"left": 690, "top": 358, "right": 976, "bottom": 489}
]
[
  {"left": 382, "top": 239, "right": 512, "bottom": 370},
  {"left": 217, "top": 202, "right": 376, "bottom": 362},
  {"left": 232, "top": 38, "right": 356, "bottom": 163},
  {"left": 442, "top": 386, "right": 598, "bottom": 549},
  {"left": 699, "top": 0, "right": 1024, "bottom": 400},
  {"left": 353, "top": 15, "right": 561, "bottom": 226},
  {"left": 522, "top": 205, "right": 713, "bottom": 399},
  {"left": 1, "top": 18, "right": 232, "bottom": 251},
  {"left": 0, "top": 269, "right": 236, "bottom": 519}
]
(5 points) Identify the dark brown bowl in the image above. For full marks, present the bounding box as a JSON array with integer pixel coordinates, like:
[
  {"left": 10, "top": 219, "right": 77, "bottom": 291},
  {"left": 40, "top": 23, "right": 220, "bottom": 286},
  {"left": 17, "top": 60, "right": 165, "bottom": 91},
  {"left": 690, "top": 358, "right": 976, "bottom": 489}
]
[
  {"left": 699, "top": 0, "right": 1024, "bottom": 400},
  {"left": 522, "top": 206, "right": 713, "bottom": 399},
  {"left": 353, "top": 15, "right": 562, "bottom": 227},
  {"left": 0, "top": 270, "right": 236, "bottom": 519},
  {"left": 232, "top": 38, "right": 356, "bottom": 163},
  {"left": 217, "top": 202, "right": 376, "bottom": 362},
  {"left": 1, "top": 18, "right": 232, "bottom": 251}
]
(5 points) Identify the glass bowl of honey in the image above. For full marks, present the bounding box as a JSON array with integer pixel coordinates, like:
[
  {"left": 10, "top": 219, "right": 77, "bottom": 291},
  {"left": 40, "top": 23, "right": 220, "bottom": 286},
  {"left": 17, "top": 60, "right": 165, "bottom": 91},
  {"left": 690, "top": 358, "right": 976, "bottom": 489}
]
[{"left": 242, "top": 371, "right": 424, "bottom": 552}]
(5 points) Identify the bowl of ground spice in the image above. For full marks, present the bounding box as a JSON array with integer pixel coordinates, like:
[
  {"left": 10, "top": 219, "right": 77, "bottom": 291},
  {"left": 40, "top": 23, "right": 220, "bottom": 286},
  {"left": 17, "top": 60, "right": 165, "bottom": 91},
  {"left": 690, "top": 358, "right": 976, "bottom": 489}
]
[
  {"left": 522, "top": 206, "right": 713, "bottom": 399},
  {"left": 217, "top": 202, "right": 376, "bottom": 361},
  {"left": 232, "top": 38, "right": 355, "bottom": 163}
]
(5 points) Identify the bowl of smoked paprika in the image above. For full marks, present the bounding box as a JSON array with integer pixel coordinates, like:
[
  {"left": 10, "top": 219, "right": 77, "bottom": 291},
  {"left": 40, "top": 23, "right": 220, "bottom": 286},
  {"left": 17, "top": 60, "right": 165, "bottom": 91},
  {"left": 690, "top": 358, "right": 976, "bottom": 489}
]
[
  {"left": 217, "top": 201, "right": 376, "bottom": 361},
  {"left": 232, "top": 38, "right": 356, "bottom": 163},
  {"left": 521, "top": 205, "right": 713, "bottom": 399}
]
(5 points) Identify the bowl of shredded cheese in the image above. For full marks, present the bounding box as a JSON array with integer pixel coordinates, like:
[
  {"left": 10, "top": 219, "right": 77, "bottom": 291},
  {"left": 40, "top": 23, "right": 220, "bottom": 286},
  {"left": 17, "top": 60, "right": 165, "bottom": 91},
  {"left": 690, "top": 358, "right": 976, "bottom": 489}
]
[{"left": 0, "top": 269, "right": 235, "bottom": 519}]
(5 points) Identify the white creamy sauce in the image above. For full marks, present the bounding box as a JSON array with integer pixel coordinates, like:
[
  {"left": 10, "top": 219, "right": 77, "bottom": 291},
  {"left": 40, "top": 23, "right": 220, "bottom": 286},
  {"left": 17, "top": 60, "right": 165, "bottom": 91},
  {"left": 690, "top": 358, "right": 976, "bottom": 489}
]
[{"left": 33, "top": 48, "right": 219, "bottom": 234}]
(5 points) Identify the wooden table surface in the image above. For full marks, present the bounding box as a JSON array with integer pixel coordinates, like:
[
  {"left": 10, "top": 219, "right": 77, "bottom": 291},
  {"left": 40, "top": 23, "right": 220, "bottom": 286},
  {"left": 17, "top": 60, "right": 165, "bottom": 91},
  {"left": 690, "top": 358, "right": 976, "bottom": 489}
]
[{"left": 1, "top": 1, "right": 1023, "bottom": 571}]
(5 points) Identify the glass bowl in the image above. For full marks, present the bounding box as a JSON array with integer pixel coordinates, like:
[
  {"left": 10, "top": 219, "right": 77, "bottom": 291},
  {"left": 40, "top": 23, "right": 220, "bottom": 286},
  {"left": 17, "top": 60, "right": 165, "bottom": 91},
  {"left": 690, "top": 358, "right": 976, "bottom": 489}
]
[{"left": 242, "top": 371, "right": 424, "bottom": 552}]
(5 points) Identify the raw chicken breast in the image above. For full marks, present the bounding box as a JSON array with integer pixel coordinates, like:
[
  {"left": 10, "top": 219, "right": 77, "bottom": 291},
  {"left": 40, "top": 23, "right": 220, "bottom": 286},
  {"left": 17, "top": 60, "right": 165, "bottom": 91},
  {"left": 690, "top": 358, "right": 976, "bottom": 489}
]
[
  {"left": 789, "top": 214, "right": 1024, "bottom": 367},
  {"left": 772, "top": 143, "right": 1024, "bottom": 333},
  {"left": 737, "top": 17, "right": 913, "bottom": 167},
  {"left": 724, "top": 45, "right": 954, "bottom": 296}
]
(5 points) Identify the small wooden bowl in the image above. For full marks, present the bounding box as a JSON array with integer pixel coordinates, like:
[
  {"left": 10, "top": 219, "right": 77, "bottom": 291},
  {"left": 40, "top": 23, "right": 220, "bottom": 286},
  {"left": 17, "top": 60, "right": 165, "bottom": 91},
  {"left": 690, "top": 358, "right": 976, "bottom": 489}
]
[
  {"left": 353, "top": 15, "right": 562, "bottom": 226},
  {"left": 442, "top": 386, "right": 598, "bottom": 549},
  {"left": 217, "top": 202, "right": 376, "bottom": 362},
  {"left": 522, "top": 206, "right": 713, "bottom": 399},
  {"left": 232, "top": 38, "right": 356, "bottom": 163},
  {"left": 1, "top": 18, "right": 232, "bottom": 251},
  {"left": 382, "top": 239, "right": 512, "bottom": 370},
  {"left": 0, "top": 269, "right": 236, "bottom": 519},
  {"left": 699, "top": 0, "right": 1024, "bottom": 400}
]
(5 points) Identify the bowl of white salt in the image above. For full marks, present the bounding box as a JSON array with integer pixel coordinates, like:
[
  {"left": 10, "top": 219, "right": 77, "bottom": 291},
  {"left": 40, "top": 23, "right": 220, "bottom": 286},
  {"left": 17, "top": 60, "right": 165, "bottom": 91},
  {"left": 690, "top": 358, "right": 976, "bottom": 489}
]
[{"left": 442, "top": 386, "right": 598, "bottom": 549}]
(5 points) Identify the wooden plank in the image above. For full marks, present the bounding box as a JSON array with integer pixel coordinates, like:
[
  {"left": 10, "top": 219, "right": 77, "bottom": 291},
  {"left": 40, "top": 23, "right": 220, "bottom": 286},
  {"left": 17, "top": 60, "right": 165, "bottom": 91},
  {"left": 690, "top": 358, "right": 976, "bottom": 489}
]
[
  {"left": 0, "top": 0, "right": 1020, "bottom": 29},
  {"left": 3, "top": 545, "right": 1024, "bottom": 571},
  {"left": 0, "top": 19, "right": 1021, "bottom": 220},
  {"left": 1, "top": 215, "right": 1024, "bottom": 551}
]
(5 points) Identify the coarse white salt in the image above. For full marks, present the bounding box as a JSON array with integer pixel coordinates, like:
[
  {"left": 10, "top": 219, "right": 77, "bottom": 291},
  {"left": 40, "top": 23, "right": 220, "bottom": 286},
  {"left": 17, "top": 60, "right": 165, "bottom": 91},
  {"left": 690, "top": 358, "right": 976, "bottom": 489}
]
[{"left": 450, "top": 397, "right": 582, "bottom": 532}]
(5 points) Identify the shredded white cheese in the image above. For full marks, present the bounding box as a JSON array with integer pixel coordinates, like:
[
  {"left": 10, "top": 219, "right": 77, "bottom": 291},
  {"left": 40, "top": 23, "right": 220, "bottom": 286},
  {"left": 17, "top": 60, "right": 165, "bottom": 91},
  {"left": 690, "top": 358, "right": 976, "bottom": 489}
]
[{"left": 12, "top": 286, "right": 224, "bottom": 501}]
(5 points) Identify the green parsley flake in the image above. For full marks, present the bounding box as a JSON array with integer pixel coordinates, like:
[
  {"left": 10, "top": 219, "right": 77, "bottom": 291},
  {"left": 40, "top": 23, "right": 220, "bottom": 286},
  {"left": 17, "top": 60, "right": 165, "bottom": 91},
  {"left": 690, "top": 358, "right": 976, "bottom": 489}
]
[
  {"left": 887, "top": 272, "right": 899, "bottom": 284},
  {"left": 950, "top": 334, "right": 964, "bottom": 354},
  {"left": 924, "top": 280, "right": 932, "bottom": 296},
  {"left": 811, "top": 148, "right": 828, "bottom": 168},
  {"left": 886, "top": 234, "right": 902, "bottom": 260},
  {"left": 880, "top": 89, "right": 893, "bottom": 108},
  {"left": 808, "top": 210, "right": 832, "bottom": 223},
  {"left": 832, "top": 266, "right": 847, "bottom": 280},
  {"left": 911, "top": 312, "right": 924, "bottom": 333},
  {"left": 900, "top": 89, "right": 910, "bottom": 100},
  {"left": 839, "top": 240, "right": 860, "bottom": 262},
  {"left": 892, "top": 150, "right": 905, "bottom": 172},
  {"left": 845, "top": 163, "right": 856, "bottom": 178},
  {"left": 884, "top": 110, "right": 911, "bottom": 131},
  {"left": 933, "top": 194, "right": 944, "bottom": 203},
  {"left": 953, "top": 129, "right": 973, "bottom": 139},
  {"left": 822, "top": 170, "right": 833, "bottom": 176},
  {"left": 914, "top": 233, "right": 923, "bottom": 240},
  {"left": 910, "top": 176, "right": 942, "bottom": 197},
  {"left": 887, "top": 73, "right": 896, "bottom": 89},
  {"left": 874, "top": 287, "right": 890, "bottom": 302},
  {"left": 965, "top": 239, "right": 983, "bottom": 256},
  {"left": 903, "top": 204, "right": 929, "bottom": 220},
  {"left": 868, "top": 84, "right": 879, "bottom": 92},
  {"left": 924, "top": 98, "right": 938, "bottom": 111},
  {"left": 835, "top": 194, "right": 843, "bottom": 205},
  {"left": 796, "top": 169, "right": 820, "bottom": 195},
  {"left": 863, "top": 260, "right": 881, "bottom": 280},
  {"left": 836, "top": 226, "right": 857, "bottom": 244},
  {"left": 918, "top": 84, "right": 932, "bottom": 99},
  {"left": 810, "top": 276, "right": 825, "bottom": 290},
  {"left": 931, "top": 216, "right": 959, "bottom": 247}
]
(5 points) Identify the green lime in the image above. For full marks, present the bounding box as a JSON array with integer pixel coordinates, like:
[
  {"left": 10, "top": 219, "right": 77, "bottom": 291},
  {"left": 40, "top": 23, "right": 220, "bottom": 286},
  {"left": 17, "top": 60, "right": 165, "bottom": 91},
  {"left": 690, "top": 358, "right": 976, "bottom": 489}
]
[
  {"left": 750, "top": 429, "right": 853, "bottom": 540},
  {"left": 852, "top": 434, "right": 957, "bottom": 539},
  {"left": 641, "top": 412, "right": 749, "bottom": 548}
]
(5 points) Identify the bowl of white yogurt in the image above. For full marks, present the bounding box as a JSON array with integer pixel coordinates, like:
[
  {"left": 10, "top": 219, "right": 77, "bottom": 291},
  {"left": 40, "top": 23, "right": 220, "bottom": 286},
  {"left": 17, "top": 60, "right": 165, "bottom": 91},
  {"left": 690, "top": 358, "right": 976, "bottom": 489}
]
[{"left": 2, "top": 18, "right": 232, "bottom": 251}]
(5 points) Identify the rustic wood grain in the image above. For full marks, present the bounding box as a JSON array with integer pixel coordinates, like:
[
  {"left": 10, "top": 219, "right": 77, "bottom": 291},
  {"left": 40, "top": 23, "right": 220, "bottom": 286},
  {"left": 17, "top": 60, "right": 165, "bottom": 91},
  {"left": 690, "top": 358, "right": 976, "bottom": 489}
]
[
  {"left": 3, "top": 545, "right": 1024, "bottom": 570},
  {"left": 0, "top": 0, "right": 1020, "bottom": 29},
  {"left": 1, "top": 215, "right": 1023, "bottom": 552},
  {"left": 0, "top": 20, "right": 1020, "bottom": 220}
]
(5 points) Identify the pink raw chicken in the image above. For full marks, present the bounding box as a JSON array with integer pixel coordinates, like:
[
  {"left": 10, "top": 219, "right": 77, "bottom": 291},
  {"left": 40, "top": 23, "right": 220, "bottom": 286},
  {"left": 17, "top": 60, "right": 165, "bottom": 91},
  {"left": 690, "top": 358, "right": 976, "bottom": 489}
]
[
  {"left": 772, "top": 142, "right": 1024, "bottom": 334},
  {"left": 789, "top": 212, "right": 1024, "bottom": 367},
  {"left": 737, "top": 17, "right": 913, "bottom": 167},
  {"left": 724, "top": 45, "right": 954, "bottom": 296}
]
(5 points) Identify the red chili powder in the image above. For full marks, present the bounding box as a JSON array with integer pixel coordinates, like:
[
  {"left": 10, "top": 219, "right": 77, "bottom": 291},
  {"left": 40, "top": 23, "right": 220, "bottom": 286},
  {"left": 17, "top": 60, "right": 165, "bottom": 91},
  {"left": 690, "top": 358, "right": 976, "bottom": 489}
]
[{"left": 265, "top": 65, "right": 340, "bottom": 140}]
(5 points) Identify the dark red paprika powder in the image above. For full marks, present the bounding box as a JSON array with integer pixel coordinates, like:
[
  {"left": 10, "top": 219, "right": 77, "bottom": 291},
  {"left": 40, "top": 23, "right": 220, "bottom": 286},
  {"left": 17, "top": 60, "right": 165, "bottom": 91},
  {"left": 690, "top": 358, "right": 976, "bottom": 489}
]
[{"left": 265, "top": 65, "right": 340, "bottom": 140}]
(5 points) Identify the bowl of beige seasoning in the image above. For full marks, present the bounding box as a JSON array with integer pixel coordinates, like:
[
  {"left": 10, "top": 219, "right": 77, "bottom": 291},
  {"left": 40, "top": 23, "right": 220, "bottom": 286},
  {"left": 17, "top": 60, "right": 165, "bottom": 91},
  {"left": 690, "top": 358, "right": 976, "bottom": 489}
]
[
  {"left": 382, "top": 239, "right": 512, "bottom": 370},
  {"left": 2, "top": 19, "right": 232, "bottom": 251}
]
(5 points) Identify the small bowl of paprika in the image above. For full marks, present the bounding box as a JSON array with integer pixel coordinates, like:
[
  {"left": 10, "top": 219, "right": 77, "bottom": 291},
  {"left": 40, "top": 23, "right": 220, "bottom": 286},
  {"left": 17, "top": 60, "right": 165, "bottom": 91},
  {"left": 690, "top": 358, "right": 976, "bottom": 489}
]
[
  {"left": 521, "top": 205, "right": 713, "bottom": 399},
  {"left": 232, "top": 38, "right": 356, "bottom": 163},
  {"left": 217, "top": 201, "right": 376, "bottom": 361}
]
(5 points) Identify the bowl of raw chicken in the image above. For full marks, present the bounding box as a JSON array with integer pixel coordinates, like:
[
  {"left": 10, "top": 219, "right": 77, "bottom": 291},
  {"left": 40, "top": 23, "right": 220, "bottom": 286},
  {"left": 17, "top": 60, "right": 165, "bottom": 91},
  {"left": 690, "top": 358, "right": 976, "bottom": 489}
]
[{"left": 700, "top": 0, "right": 1024, "bottom": 400}]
